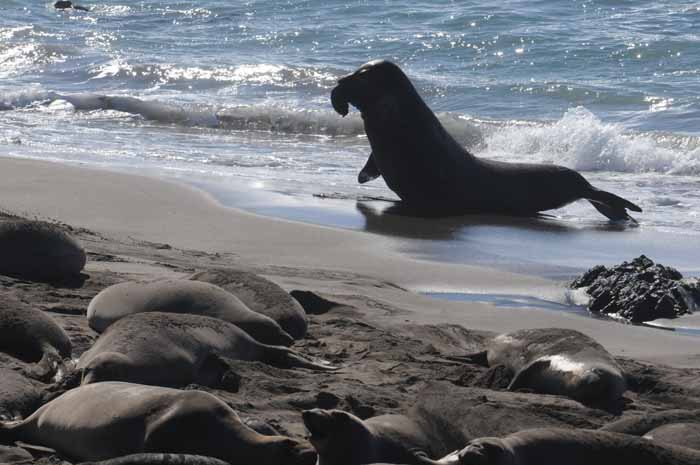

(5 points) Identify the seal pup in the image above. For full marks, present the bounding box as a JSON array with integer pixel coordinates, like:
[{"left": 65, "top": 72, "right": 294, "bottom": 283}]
[
  {"left": 79, "top": 312, "right": 334, "bottom": 386},
  {"left": 189, "top": 269, "right": 308, "bottom": 339},
  {"left": 0, "top": 382, "right": 316, "bottom": 464},
  {"left": 331, "top": 60, "right": 642, "bottom": 220},
  {"left": 87, "top": 279, "right": 294, "bottom": 346},
  {"left": 0, "top": 368, "right": 45, "bottom": 420},
  {"left": 302, "top": 408, "right": 439, "bottom": 465},
  {"left": 454, "top": 328, "right": 625, "bottom": 408},
  {"left": 54, "top": 1, "right": 89, "bottom": 11},
  {"left": 0, "top": 298, "right": 72, "bottom": 379},
  {"left": 444, "top": 428, "right": 700, "bottom": 465},
  {"left": 0, "top": 220, "right": 86, "bottom": 282}
]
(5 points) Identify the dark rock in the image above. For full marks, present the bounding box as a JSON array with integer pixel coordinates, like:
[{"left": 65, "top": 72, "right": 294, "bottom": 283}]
[{"left": 571, "top": 255, "right": 697, "bottom": 323}]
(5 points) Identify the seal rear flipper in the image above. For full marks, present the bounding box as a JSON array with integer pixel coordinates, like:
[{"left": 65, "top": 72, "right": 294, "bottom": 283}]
[
  {"left": 587, "top": 189, "right": 642, "bottom": 222},
  {"left": 507, "top": 359, "right": 552, "bottom": 391},
  {"left": 445, "top": 350, "right": 489, "bottom": 367},
  {"left": 266, "top": 347, "right": 338, "bottom": 371},
  {"left": 358, "top": 153, "right": 381, "bottom": 184}
]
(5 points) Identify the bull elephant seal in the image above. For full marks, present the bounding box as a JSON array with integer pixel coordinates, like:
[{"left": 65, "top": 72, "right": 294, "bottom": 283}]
[
  {"left": 302, "top": 408, "right": 439, "bottom": 465},
  {"left": 446, "top": 428, "right": 700, "bottom": 465},
  {"left": 0, "top": 220, "right": 86, "bottom": 282},
  {"left": 0, "top": 298, "right": 72, "bottom": 378},
  {"left": 189, "top": 269, "right": 308, "bottom": 339},
  {"left": 79, "top": 312, "right": 334, "bottom": 386},
  {"left": 456, "top": 328, "right": 625, "bottom": 408},
  {"left": 86, "top": 279, "right": 293, "bottom": 346},
  {"left": 0, "top": 382, "right": 316, "bottom": 464},
  {"left": 331, "top": 60, "right": 642, "bottom": 220}
]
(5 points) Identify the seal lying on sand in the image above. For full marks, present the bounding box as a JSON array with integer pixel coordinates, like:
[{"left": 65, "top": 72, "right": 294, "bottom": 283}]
[
  {"left": 331, "top": 60, "right": 642, "bottom": 220},
  {"left": 0, "top": 220, "right": 86, "bottom": 282},
  {"left": 455, "top": 328, "right": 626, "bottom": 408},
  {"left": 54, "top": 1, "right": 89, "bottom": 12},
  {"left": 443, "top": 428, "right": 700, "bottom": 465},
  {"left": 189, "top": 269, "right": 308, "bottom": 340},
  {"left": 77, "top": 454, "right": 231, "bottom": 465},
  {"left": 79, "top": 312, "right": 334, "bottom": 386},
  {"left": 87, "top": 279, "right": 293, "bottom": 346},
  {"left": 601, "top": 409, "right": 700, "bottom": 450},
  {"left": 0, "top": 382, "right": 316, "bottom": 464},
  {"left": 302, "top": 408, "right": 438, "bottom": 465},
  {"left": 0, "top": 368, "right": 45, "bottom": 420},
  {"left": 0, "top": 298, "right": 71, "bottom": 378}
]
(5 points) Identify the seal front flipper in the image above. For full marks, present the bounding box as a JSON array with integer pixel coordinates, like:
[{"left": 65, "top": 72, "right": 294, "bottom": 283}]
[
  {"left": 358, "top": 153, "right": 381, "bottom": 184},
  {"left": 507, "top": 359, "right": 552, "bottom": 391},
  {"left": 587, "top": 189, "right": 642, "bottom": 222}
]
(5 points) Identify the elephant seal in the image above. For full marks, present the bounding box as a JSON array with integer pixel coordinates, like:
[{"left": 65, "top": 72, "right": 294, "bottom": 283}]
[
  {"left": 455, "top": 328, "right": 625, "bottom": 408},
  {"left": 189, "top": 269, "right": 308, "bottom": 339},
  {"left": 0, "top": 382, "right": 316, "bottom": 464},
  {"left": 87, "top": 279, "right": 293, "bottom": 346},
  {"left": 331, "top": 61, "right": 642, "bottom": 220},
  {"left": 78, "top": 312, "right": 334, "bottom": 386},
  {"left": 54, "top": 1, "right": 89, "bottom": 11},
  {"left": 644, "top": 423, "right": 700, "bottom": 450},
  {"left": 445, "top": 428, "right": 700, "bottom": 465},
  {"left": 78, "top": 454, "right": 231, "bottom": 465},
  {"left": 600, "top": 409, "right": 700, "bottom": 435},
  {"left": 0, "top": 298, "right": 72, "bottom": 377},
  {"left": 0, "top": 368, "right": 45, "bottom": 420},
  {"left": 600, "top": 409, "right": 700, "bottom": 450},
  {"left": 0, "top": 220, "right": 86, "bottom": 282},
  {"left": 302, "top": 408, "right": 438, "bottom": 465}
]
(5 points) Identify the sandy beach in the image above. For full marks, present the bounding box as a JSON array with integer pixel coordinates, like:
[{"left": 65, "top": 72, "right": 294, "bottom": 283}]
[
  {"left": 0, "top": 156, "right": 700, "bottom": 464},
  {"left": 0, "top": 156, "right": 698, "bottom": 368}
]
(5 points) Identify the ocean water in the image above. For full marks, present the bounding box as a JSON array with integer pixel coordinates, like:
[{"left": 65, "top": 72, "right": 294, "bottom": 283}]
[{"left": 1, "top": 1, "right": 700, "bottom": 277}]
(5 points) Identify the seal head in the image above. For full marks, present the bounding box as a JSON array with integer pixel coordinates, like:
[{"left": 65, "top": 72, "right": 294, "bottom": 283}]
[{"left": 331, "top": 60, "right": 414, "bottom": 119}]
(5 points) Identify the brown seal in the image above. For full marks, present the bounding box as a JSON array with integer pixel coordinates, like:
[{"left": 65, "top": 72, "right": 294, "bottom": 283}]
[
  {"left": 448, "top": 428, "right": 700, "bottom": 465},
  {"left": 457, "top": 328, "right": 625, "bottom": 408},
  {"left": 0, "top": 381, "right": 316, "bottom": 464},
  {"left": 78, "top": 312, "right": 334, "bottom": 386},
  {"left": 87, "top": 279, "right": 293, "bottom": 346},
  {"left": 302, "top": 408, "right": 438, "bottom": 465}
]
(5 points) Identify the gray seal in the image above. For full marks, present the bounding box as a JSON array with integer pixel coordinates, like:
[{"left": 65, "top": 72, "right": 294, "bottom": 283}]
[
  {"left": 86, "top": 279, "right": 294, "bottom": 346},
  {"left": 0, "top": 381, "right": 316, "bottom": 464},
  {"left": 446, "top": 428, "right": 700, "bottom": 465},
  {"left": 189, "top": 269, "right": 308, "bottom": 340},
  {"left": 302, "top": 408, "right": 438, "bottom": 465},
  {"left": 0, "top": 220, "right": 86, "bottom": 282},
  {"left": 78, "top": 312, "right": 334, "bottom": 386},
  {"left": 457, "top": 328, "right": 626, "bottom": 408},
  {"left": 0, "top": 298, "right": 72, "bottom": 378},
  {"left": 331, "top": 60, "right": 642, "bottom": 220}
]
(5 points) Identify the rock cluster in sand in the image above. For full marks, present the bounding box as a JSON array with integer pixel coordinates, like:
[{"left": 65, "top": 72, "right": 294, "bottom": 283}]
[{"left": 571, "top": 255, "right": 699, "bottom": 322}]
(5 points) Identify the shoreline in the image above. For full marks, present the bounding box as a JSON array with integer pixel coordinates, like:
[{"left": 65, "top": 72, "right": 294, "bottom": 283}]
[{"left": 1, "top": 155, "right": 700, "bottom": 367}]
